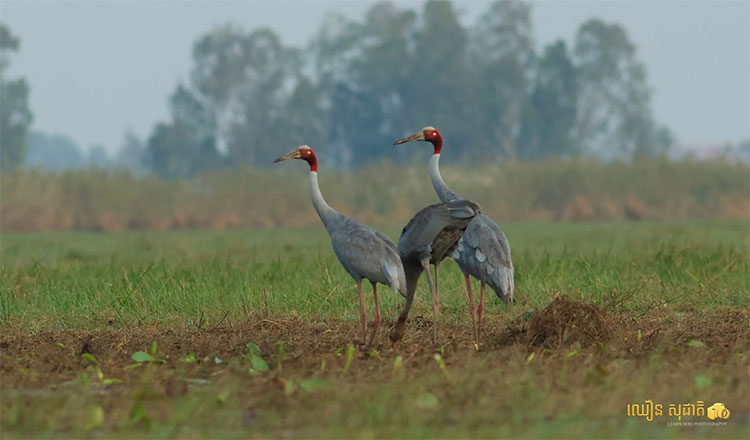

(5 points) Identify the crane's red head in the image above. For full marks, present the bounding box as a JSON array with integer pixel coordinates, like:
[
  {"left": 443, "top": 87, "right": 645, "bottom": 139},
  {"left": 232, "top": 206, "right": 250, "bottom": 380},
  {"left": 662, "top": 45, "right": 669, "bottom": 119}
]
[
  {"left": 393, "top": 126, "right": 442, "bottom": 154},
  {"left": 273, "top": 145, "right": 318, "bottom": 172}
]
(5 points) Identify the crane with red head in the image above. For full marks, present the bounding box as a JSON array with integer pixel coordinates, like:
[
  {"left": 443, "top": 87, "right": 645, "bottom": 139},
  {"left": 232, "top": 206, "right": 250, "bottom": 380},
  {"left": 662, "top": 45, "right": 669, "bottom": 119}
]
[
  {"left": 388, "top": 127, "right": 483, "bottom": 344},
  {"left": 274, "top": 145, "right": 406, "bottom": 346},
  {"left": 394, "top": 127, "right": 515, "bottom": 345}
]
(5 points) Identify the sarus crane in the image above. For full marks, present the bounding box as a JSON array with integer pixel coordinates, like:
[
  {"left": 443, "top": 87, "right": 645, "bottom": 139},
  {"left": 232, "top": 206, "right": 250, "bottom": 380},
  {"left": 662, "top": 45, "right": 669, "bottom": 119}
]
[
  {"left": 394, "top": 127, "right": 514, "bottom": 343},
  {"left": 392, "top": 199, "right": 480, "bottom": 344},
  {"left": 274, "top": 145, "right": 406, "bottom": 346}
]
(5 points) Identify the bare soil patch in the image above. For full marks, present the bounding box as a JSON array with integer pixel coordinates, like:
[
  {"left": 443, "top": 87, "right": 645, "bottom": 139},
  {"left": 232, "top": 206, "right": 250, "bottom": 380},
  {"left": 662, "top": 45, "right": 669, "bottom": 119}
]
[
  {"left": 2, "top": 300, "right": 748, "bottom": 439},
  {"left": 2, "top": 300, "right": 747, "bottom": 389}
]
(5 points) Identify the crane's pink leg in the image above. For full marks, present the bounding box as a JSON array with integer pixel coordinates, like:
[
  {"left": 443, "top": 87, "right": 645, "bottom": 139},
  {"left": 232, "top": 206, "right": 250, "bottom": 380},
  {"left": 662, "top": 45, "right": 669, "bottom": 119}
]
[
  {"left": 434, "top": 265, "right": 440, "bottom": 305},
  {"left": 421, "top": 260, "right": 439, "bottom": 344},
  {"left": 433, "top": 264, "right": 441, "bottom": 333},
  {"left": 368, "top": 283, "right": 381, "bottom": 346},
  {"left": 477, "top": 281, "right": 486, "bottom": 342},
  {"left": 464, "top": 274, "right": 478, "bottom": 343},
  {"left": 357, "top": 280, "right": 367, "bottom": 344}
]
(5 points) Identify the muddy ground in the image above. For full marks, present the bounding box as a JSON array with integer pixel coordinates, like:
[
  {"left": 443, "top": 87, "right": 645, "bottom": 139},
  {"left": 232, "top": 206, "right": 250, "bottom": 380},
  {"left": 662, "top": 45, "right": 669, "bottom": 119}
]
[{"left": 2, "top": 299, "right": 749, "bottom": 438}]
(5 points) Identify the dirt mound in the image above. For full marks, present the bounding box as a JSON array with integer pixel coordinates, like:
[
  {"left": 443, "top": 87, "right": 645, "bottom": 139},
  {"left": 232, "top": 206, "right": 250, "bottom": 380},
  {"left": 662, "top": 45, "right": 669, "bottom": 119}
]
[
  {"left": 500, "top": 296, "right": 610, "bottom": 348},
  {"left": 497, "top": 297, "right": 749, "bottom": 358}
]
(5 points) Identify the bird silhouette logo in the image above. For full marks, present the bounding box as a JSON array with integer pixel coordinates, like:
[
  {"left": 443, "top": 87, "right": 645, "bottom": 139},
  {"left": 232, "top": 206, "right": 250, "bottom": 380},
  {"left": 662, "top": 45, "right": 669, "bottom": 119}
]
[{"left": 706, "top": 403, "right": 730, "bottom": 420}]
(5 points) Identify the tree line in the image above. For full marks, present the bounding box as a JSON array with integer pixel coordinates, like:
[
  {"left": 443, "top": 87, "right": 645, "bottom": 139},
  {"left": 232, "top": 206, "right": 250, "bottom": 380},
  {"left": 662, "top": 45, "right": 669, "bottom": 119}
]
[
  {"left": 2, "top": 1, "right": 676, "bottom": 179},
  {"left": 0, "top": 24, "right": 33, "bottom": 173}
]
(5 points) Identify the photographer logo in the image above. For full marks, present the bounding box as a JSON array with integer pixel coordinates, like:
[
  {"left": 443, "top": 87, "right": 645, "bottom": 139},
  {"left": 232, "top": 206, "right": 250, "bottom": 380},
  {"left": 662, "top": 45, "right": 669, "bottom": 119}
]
[
  {"left": 627, "top": 400, "right": 731, "bottom": 425},
  {"left": 706, "top": 403, "right": 730, "bottom": 420}
]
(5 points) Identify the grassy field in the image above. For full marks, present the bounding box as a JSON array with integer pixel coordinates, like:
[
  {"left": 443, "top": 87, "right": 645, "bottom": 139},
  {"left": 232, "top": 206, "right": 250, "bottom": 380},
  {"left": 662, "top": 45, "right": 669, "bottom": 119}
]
[{"left": 1, "top": 220, "right": 748, "bottom": 438}]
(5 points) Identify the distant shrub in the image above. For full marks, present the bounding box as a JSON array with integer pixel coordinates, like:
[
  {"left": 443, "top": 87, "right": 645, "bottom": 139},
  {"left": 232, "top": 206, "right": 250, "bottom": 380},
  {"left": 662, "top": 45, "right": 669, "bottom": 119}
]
[{"left": 1, "top": 158, "right": 747, "bottom": 232}]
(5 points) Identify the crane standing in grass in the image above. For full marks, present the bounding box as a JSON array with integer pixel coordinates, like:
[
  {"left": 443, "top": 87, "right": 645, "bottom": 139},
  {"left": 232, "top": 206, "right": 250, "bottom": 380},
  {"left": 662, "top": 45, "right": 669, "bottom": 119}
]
[
  {"left": 274, "top": 145, "right": 406, "bottom": 346},
  {"left": 392, "top": 198, "right": 480, "bottom": 344},
  {"left": 394, "top": 127, "right": 514, "bottom": 343}
]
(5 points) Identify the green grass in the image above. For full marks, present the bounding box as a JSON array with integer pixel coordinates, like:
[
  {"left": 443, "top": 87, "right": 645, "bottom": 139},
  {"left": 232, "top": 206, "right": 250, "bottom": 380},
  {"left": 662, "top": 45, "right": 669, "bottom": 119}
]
[
  {"left": 1, "top": 219, "right": 747, "bottom": 329},
  {"left": 1, "top": 220, "right": 748, "bottom": 439}
]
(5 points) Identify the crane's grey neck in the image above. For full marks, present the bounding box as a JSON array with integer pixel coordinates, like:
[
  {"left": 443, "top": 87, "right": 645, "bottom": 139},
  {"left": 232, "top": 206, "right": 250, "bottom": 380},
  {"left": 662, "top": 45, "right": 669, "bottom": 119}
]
[
  {"left": 430, "top": 154, "right": 459, "bottom": 203},
  {"left": 309, "top": 171, "right": 338, "bottom": 226}
]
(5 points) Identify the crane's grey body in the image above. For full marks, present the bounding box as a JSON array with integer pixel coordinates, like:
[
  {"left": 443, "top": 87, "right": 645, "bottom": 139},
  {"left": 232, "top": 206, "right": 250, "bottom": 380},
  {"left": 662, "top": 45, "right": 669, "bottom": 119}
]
[
  {"left": 429, "top": 154, "right": 514, "bottom": 302},
  {"left": 391, "top": 127, "right": 514, "bottom": 343},
  {"left": 390, "top": 199, "right": 480, "bottom": 342},
  {"left": 397, "top": 200, "right": 480, "bottom": 265},
  {"left": 276, "top": 144, "right": 408, "bottom": 346},
  {"left": 310, "top": 172, "right": 406, "bottom": 296},
  {"left": 452, "top": 214, "right": 514, "bottom": 302}
]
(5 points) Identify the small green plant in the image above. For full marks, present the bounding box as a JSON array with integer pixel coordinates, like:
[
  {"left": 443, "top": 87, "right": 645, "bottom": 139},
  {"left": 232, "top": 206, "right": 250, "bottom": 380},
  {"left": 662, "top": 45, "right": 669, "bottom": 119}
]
[
  {"left": 180, "top": 353, "right": 197, "bottom": 363},
  {"left": 129, "top": 342, "right": 166, "bottom": 367},
  {"left": 216, "top": 390, "right": 230, "bottom": 403},
  {"left": 80, "top": 352, "right": 121, "bottom": 385},
  {"left": 566, "top": 345, "right": 582, "bottom": 359},
  {"left": 276, "top": 341, "right": 287, "bottom": 372},
  {"left": 341, "top": 343, "right": 354, "bottom": 375},
  {"left": 694, "top": 374, "right": 713, "bottom": 388},
  {"left": 392, "top": 355, "right": 404, "bottom": 378},
  {"left": 131, "top": 351, "right": 154, "bottom": 363},
  {"left": 526, "top": 352, "right": 536, "bottom": 364},
  {"left": 246, "top": 342, "right": 269, "bottom": 375},
  {"left": 84, "top": 405, "right": 104, "bottom": 430},
  {"left": 299, "top": 378, "right": 328, "bottom": 392},
  {"left": 129, "top": 402, "right": 152, "bottom": 429},
  {"left": 433, "top": 354, "right": 451, "bottom": 384},
  {"left": 276, "top": 376, "right": 328, "bottom": 397}
]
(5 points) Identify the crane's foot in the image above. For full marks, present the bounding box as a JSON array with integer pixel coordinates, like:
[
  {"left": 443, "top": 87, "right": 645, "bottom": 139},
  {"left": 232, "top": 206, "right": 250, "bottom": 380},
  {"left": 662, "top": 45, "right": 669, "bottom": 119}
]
[
  {"left": 476, "top": 316, "right": 484, "bottom": 343},
  {"left": 367, "top": 324, "right": 380, "bottom": 348},
  {"left": 390, "top": 319, "right": 406, "bottom": 347},
  {"left": 431, "top": 324, "right": 439, "bottom": 346}
]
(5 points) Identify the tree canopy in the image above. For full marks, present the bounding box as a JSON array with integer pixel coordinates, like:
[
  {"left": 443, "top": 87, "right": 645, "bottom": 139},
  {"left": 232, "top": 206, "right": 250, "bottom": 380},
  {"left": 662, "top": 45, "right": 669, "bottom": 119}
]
[
  {"left": 144, "top": 1, "right": 672, "bottom": 178},
  {"left": 0, "top": 23, "right": 33, "bottom": 172},
  {"left": 2, "top": 2, "right": 677, "bottom": 178}
]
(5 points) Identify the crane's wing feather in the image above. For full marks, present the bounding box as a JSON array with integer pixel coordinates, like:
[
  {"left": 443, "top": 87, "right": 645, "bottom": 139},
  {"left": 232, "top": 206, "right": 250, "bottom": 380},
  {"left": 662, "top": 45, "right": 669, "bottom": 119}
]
[
  {"left": 374, "top": 230, "right": 399, "bottom": 255},
  {"left": 445, "top": 198, "right": 481, "bottom": 219},
  {"left": 329, "top": 216, "right": 406, "bottom": 295},
  {"left": 373, "top": 230, "right": 407, "bottom": 296},
  {"left": 398, "top": 201, "right": 478, "bottom": 261},
  {"left": 454, "top": 214, "right": 514, "bottom": 302}
]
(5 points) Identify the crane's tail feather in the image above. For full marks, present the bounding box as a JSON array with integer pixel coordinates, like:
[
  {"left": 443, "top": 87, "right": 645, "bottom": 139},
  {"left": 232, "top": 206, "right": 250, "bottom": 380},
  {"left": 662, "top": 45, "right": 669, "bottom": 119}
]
[
  {"left": 490, "top": 265, "right": 514, "bottom": 304},
  {"left": 382, "top": 260, "right": 407, "bottom": 298}
]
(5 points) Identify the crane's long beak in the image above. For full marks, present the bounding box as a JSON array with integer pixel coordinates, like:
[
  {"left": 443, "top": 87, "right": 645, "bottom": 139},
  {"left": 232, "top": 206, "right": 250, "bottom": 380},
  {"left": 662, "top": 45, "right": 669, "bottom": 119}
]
[
  {"left": 393, "top": 131, "right": 425, "bottom": 145},
  {"left": 273, "top": 150, "right": 301, "bottom": 163}
]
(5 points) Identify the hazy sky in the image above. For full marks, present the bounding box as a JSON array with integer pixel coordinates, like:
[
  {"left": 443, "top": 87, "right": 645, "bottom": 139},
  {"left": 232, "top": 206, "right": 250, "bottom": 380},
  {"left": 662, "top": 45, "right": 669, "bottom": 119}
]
[{"left": 2, "top": 0, "right": 748, "bottom": 154}]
